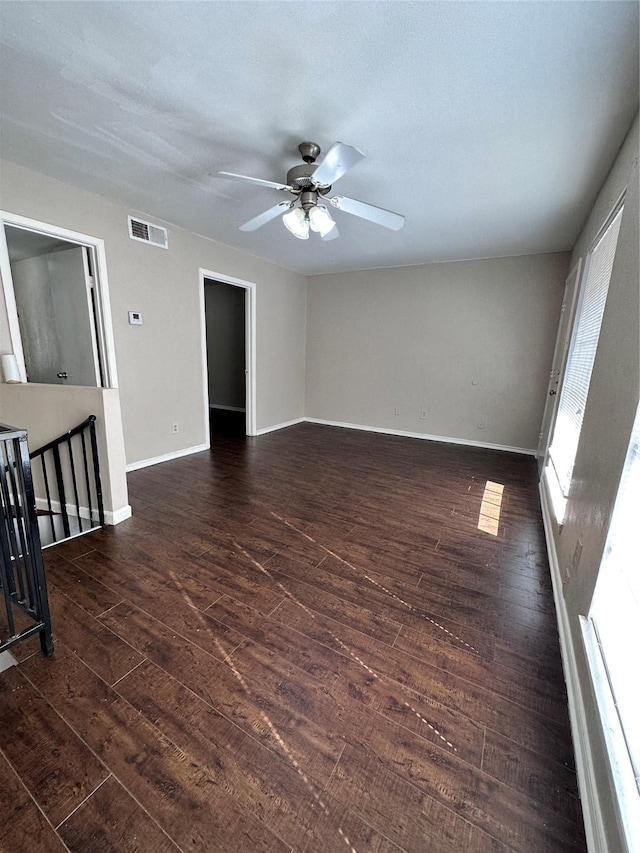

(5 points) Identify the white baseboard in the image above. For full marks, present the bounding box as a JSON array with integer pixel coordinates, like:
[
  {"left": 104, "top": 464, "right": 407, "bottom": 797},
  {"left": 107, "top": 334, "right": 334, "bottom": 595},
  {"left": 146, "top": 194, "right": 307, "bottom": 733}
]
[
  {"left": 126, "top": 443, "right": 209, "bottom": 472},
  {"left": 539, "top": 477, "right": 607, "bottom": 852},
  {"left": 35, "top": 497, "right": 132, "bottom": 527},
  {"left": 209, "top": 404, "right": 246, "bottom": 412},
  {"left": 105, "top": 504, "right": 132, "bottom": 525},
  {"left": 304, "top": 418, "right": 536, "bottom": 455},
  {"left": 120, "top": 419, "right": 533, "bottom": 462},
  {"left": 255, "top": 417, "right": 305, "bottom": 436},
  {"left": 36, "top": 496, "right": 93, "bottom": 520}
]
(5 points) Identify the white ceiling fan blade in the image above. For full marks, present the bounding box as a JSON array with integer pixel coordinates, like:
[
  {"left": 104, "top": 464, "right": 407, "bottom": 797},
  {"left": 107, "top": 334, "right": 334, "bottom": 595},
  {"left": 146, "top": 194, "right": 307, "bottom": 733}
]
[
  {"left": 329, "top": 195, "right": 405, "bottom": 231},
  {"left": 239, "top": 201, "right": 293, "bottom": 232},
  {"left": 312, "top": 142, "right": 364, "bottom": 187},
  {"left": 219, "top": 171, "right": 292, "bottom": 192},
  {"left": 321, "top": 224, "right": 340, "bottom": 242}
]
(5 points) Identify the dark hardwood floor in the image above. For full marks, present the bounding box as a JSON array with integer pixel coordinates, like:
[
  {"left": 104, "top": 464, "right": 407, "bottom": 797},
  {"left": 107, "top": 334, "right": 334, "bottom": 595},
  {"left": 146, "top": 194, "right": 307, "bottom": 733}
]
[{"left": 0, "top": 423, "right": 586, "bottom": 852}]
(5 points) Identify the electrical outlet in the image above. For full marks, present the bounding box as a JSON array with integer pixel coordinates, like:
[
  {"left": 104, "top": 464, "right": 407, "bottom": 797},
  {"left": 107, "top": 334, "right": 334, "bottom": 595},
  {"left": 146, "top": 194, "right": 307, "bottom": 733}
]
[
  {"left": 477, "top": 419, "right": 485, "bottom": 430},
  {"left": 420, "top": 410, "right": 426, "bottom": 419},
  {"left": 171, "top": 422, "right": 179, "bottom": 434},
  {"left": 394, "top": 407, "right": 400, "bottom": 416}
]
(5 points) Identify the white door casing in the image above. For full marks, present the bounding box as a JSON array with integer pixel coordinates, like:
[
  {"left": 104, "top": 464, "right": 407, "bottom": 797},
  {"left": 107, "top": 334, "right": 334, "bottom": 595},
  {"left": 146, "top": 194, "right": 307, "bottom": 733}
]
[{"left": 199, "top": 268, "right": 257, "bottom": 443}]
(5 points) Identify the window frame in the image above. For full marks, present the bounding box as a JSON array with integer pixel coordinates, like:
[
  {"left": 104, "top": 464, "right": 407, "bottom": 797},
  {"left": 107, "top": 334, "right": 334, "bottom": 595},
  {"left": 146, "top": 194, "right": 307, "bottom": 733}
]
[
  {"left": 544, "top": 193, "right": 625, "bottom": 522},
  {"left": 0, "top": 211, "right": 119, "bottom": 389}
]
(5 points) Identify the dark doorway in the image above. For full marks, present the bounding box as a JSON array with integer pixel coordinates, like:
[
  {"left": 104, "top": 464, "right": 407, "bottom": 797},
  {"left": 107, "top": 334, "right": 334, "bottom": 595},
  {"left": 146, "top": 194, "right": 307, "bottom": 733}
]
[{"left": 204, "top": 279, "right": 246, "bottom": 439}]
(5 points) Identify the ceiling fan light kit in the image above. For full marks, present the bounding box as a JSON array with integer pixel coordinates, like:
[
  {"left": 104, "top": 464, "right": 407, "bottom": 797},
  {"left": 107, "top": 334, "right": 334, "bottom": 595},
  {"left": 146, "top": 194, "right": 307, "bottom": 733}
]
[
  {"left": 220, "top": 141, "right": 405, "bottom": 242},
  {"left": 308, "top": 205, "right": 336, "bottom": 237},
  {"left": 283, "top": 206, "right": 309, "bottom": 239}
]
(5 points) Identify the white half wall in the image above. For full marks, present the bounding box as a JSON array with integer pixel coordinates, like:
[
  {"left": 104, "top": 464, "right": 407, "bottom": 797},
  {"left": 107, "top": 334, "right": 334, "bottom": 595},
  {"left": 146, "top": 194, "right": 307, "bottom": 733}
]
[
  {"left": 0, "top": 382, "right": 130, "bottom": 523},
  {"left": 306, "top": 252, "right": 569, "bottom": 451}
]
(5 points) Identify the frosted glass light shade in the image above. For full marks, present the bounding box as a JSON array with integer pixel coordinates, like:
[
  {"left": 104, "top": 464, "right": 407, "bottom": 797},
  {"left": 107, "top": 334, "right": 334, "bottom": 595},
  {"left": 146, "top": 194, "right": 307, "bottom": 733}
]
[
  {"left": 308, "top": 205, "right": 336, "bottom": 237},
  {"left": 283, "top": 207, "right": 309, "bottom": 239}
]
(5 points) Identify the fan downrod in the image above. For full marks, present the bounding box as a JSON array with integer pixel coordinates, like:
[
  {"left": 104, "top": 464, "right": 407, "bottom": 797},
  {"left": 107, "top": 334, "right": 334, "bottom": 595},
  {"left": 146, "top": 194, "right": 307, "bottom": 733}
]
[{"left": 287, "top": 142, "right": 331, "bottom": 193}]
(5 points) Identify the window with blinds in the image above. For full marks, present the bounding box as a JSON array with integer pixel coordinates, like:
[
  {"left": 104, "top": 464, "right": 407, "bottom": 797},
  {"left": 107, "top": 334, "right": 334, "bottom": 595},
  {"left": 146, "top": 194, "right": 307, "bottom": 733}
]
[
  {"left": 582, "top": 404, "right": 640, "bottom": 847},
  {"left": 547, "top": 201, "right": 624, "bottom": 516},
  {"left": 590, "top": 404, "right": 640, "bottom": 797}
]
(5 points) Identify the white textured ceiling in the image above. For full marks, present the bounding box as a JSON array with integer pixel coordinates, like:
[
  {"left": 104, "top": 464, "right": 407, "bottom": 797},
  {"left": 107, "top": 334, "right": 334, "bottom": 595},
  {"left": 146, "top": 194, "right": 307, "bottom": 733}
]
[{"left": 0, "top": 1, "right": 638, "bottom": 276}]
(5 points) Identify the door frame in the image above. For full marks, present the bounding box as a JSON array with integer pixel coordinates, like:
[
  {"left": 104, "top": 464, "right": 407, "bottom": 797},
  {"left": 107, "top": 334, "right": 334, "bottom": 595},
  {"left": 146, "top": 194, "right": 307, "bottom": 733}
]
[
  {"left": 199, "top": 268, "right": 257, "bottom": 443},
  {"left": 0, "top": 211, "right": 119, "bottom": 387}
]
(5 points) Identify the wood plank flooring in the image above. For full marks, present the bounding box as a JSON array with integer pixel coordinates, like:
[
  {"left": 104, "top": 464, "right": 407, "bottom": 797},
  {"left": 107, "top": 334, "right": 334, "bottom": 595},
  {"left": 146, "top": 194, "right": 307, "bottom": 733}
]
[{"left": 0, "top": 422, "right": 586, "bottom": 852}]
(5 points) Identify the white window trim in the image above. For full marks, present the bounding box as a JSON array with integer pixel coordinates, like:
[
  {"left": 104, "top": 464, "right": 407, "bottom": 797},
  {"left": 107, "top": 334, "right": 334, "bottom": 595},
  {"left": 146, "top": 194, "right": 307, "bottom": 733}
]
[
  {"left": 544, "top": 192, "right": 625, "bottom": 523},
  {"left": 581, "top": 615, "right": 640, "bottom": 851}
]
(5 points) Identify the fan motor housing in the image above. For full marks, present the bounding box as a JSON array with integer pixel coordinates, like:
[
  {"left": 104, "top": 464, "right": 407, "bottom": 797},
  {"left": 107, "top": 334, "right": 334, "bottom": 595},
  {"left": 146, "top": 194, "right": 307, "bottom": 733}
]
[
  {"left": 286, "top": 163, "right": 331, "bottom": 193},
  {"left": 300, "top": 190, "right": 319, "bottom": 211}
]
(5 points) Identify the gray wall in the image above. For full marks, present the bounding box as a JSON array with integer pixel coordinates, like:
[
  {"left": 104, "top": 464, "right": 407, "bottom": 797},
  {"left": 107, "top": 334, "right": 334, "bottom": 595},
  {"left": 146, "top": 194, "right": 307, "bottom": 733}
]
[
  {"left": 12, "top": 246, "right": 98, "bottom": 387},
  {"left": 10, "top": 253, "right": 62, "bottom": 384},
  {"left": 205, "top": 281, "right": 246, "bottom": 410},
  {"left": 0, "top": 159, "right": 308, "bottom": 465},
  {"left": 543, "top": 114, "right": 639, "bottom": 851},
  {"left": 306, "top": 253, "right": 569, "bottom": 451}
]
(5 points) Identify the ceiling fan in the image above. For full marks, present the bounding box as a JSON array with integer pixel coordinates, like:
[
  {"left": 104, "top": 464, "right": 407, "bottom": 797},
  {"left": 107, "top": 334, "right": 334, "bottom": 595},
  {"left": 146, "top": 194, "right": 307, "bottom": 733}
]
[{"left": 219, "top": 141, "right": 405, "bottom": 241}]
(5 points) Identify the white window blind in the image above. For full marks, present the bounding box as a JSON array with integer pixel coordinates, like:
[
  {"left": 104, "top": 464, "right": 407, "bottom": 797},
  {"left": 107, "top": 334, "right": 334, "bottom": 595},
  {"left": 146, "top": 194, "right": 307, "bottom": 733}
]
[{"left": 548, "top": 204, "right": 624, "bottom": 499}]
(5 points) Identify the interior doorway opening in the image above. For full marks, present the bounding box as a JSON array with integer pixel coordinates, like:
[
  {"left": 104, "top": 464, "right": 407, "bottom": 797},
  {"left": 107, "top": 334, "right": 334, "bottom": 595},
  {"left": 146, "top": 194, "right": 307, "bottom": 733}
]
[
  {"left": 0, "top": 212, "right": 118, "bottom": 389},
  {"left": 204, "top": 279, "right": 246, "bottom": 437},
  {"left": 199, "top": 269, "right": 256, "bottom": 444}
]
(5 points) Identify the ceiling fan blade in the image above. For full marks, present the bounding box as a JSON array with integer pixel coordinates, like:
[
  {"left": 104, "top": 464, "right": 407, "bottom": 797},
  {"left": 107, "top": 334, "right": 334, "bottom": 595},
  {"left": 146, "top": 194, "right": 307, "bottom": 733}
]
[
  {"left": 321, "top": 224, "right": 340, "bottom": 242},
  {"left": 312, "top": 142, "right": 364, "bottom": 187},
  {"left": 329, "top": 195, "right": 405, "bottom": 231},
  {"left": 219, "top": 171, "right": 292, "bottom": 192},
  {"left": 239, "top": 201, "right": 293, "bottom": 232}
]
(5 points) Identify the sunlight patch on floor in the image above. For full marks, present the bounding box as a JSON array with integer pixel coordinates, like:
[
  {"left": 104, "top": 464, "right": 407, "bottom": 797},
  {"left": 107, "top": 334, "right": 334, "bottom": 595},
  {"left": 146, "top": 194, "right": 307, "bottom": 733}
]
[{"left": 477, "top": 481, "right": 504, "bottom": 536}]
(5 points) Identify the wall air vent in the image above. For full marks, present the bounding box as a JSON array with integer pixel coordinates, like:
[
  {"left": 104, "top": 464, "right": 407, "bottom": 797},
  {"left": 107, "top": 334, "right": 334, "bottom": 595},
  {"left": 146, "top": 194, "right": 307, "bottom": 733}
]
[{"left": 128, "top": 216, "right": 168, "bottom": 249}]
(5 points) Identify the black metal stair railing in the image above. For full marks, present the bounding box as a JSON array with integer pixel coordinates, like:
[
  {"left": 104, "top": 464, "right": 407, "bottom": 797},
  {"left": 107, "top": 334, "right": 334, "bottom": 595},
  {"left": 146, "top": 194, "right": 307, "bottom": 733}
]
[
  {"left": 30, "top": 414, "right": 104, "bottom": 546},
  {"left": 0, "top": 423, "right": 53, "bottom": 656}
]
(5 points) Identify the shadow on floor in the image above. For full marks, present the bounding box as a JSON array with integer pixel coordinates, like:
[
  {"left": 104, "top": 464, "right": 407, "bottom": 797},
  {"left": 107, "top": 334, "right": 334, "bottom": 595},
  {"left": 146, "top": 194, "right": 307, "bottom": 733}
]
[{"left": 209, "top": 408, "right": 246, "bottom": 439}]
